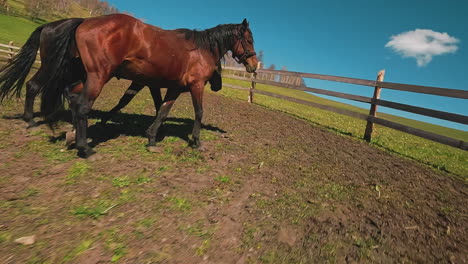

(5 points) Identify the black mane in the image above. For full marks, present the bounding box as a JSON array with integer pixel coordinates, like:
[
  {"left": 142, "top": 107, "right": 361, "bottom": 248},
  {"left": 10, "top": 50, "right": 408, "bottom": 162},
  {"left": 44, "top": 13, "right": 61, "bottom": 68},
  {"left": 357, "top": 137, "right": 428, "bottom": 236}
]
[{"left": 176, "top": 23, "right": 249, "bottom": 57}]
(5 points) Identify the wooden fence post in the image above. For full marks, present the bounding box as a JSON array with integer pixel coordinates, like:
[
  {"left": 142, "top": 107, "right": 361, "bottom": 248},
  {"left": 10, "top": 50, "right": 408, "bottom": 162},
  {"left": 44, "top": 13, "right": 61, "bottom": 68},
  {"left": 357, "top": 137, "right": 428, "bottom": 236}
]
[
  {"left": 364, "top": 69, "right": 385, "bottom": 142},
  {"left": 7, "top": 41, "right": 13, "bottom": 62},
  {"left": 249, "top": 72, "right": 257, "bottom": 103}
]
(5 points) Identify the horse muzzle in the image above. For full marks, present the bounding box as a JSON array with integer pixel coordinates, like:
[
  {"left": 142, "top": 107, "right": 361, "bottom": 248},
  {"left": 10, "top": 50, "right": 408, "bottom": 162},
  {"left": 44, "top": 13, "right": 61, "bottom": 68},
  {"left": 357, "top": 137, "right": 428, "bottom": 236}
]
[{"left": 245, "top": 64, "right": 257, "bottom": 73}]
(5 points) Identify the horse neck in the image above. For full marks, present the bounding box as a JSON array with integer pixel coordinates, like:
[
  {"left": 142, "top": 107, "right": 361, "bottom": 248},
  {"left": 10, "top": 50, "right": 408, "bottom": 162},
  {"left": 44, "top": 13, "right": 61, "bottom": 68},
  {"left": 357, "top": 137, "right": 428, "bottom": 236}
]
[{"left": 202, "top": 24, "right": 239, "bottom": 63}]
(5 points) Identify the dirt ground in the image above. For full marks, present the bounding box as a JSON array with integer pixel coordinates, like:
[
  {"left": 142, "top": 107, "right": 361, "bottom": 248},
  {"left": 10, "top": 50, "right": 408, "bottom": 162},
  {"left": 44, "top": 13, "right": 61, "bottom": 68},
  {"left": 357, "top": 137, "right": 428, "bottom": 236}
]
[{"left": 0, "top": 79, "right": 467, "bottom": 263}]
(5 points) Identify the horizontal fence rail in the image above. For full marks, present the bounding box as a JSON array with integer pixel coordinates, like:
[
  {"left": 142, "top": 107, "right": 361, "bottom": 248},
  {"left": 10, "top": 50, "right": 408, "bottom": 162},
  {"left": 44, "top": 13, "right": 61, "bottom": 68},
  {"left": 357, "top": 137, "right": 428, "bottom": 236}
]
[
  {"left": 222, "top": 66, "right": 468, "bottom": 151},
  {"left": 0, "top": 43, "right": 20, "bottom": 50},
  {"left": 0, "top": 41, "right": 41, "bottom": 65}
]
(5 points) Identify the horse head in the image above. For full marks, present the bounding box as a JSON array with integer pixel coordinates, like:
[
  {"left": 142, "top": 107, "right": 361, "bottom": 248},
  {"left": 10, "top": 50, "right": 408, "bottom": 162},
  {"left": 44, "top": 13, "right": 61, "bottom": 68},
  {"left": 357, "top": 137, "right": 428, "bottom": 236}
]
[{"left": 232, "top": 19, "right": 258, "bottom": 73}]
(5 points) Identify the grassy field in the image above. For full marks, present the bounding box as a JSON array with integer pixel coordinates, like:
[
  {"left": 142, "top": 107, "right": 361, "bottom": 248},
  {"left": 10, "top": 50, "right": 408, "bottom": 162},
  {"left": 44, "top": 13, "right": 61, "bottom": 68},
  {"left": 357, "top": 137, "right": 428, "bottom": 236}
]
[
  {"left": 0, "top": 14, "right": 42, "bottom": 44},
  {"left": 0, "top": 0, "right": 90, "bottom": 45},
  {"left": 217, "top": 77, "right": 468, "bottom": 178}
]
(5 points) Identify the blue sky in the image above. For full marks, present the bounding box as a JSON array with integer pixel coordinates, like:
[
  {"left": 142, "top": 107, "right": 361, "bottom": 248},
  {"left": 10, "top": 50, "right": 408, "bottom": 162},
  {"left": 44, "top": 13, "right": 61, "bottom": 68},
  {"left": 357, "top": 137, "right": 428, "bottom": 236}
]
[{"left": 107, "top": 0, "right": 467, "bottom": 131}]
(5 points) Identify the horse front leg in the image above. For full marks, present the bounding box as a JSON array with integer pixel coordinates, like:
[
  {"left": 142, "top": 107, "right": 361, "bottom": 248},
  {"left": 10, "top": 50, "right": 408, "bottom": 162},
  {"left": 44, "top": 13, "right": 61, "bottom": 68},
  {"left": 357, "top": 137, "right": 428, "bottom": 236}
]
[
  {"left": 146, "top": 88, "right": 180, "bottom": 147},
  {"left": 69, "top": 93, "right": 94, "bottom": 158},
  {"left": 189, "top": 83, "right": 204, "bottom": 149},
  {"left": 70, "top": 75, "right": 103, "bottom": 158}
]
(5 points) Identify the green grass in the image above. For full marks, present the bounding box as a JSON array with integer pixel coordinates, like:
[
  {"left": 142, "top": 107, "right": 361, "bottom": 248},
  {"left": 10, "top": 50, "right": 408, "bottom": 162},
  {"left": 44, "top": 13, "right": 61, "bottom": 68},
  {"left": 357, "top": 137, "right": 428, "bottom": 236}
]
[
  {"left": 0, "top": 0, "right": 93, "bottom": 45},
  {"left": 215, "top": 175, "right": 231, "bottom": 183},
  {"left": 136, "top": 175, "right": 153, "bottom": 185},
  {"left": 196, "top": 239, "right": 210, "bottom": 256},
  {"left": 217, "top": 78, "right": 468, "bottom": 178},
  {"left": 21, "top": 188, "right": 39, "bottom": 198},
  {"left": 180, "top": 221, "right": 215, "bottom": 238},
  {"left": 180, "top": 149, "right": 203, "bottom": 163},
  {"left": 71, "top": 200, "right": 117, "bottom": 219},
  {"left": 0, "top": 232, "right": 12, "bottom": 244},
  {"left": 135, "top": 218, "right": 155, "bottom": 229},
  {"left": 168, "top": 197, "right": 191, "bottom": 212},
  {"left": 101, "top": 228, "right": 128, "bottom": 263},
  {"left": 0, "top": 14, "right": 43, "bottom": 44},
  {"left": 14, "top": 130, "right": 75, "bottom": 163},
  {"left": 111, "top": 171, "right": 153, "bottom": 188},
  {"left": 112, "top": 176, "right": 132, "bottom": 188},
  {"left": 66, "top": 161, "right": 92, "bottom": 184},
  {"left": 63, "top": 239, "right": 94, "bottom": 262}
]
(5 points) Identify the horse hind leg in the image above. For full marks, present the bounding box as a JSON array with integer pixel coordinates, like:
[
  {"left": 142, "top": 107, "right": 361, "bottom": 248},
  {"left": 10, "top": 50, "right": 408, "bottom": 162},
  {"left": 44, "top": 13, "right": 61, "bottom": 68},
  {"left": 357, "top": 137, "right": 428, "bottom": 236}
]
[
  {"left": 23, "top": 74, "right": 43, "bottom": 128},
  {"left": 149, "top": 85, "right": 163, "bottom": 115},
  {"left": 146, "top": 88, "right": 180, "bottom": 147}
]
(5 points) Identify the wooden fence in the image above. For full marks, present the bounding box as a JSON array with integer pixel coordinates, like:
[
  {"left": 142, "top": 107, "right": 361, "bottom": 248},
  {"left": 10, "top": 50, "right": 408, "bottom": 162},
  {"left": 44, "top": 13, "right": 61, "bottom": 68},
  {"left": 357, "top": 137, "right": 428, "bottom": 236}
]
[
  {"left": 1, "top": 41, "right": 467, "bottom": 150},
  {"left": 222, "top": 66, "right": 468, "bottom": 151},
  {"left": 0, "top": 42, "right": 18, "bottom": 62},
  {"left": 0, "top": 41, "right": 41, "bottom": 64}
]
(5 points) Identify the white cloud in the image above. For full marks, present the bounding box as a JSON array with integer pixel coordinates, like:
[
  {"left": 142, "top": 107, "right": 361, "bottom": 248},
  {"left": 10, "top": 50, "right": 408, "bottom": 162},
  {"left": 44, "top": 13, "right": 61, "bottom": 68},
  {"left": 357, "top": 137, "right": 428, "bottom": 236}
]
[{"left": 385, "top": 29, "right": 459, "bottom": 67}]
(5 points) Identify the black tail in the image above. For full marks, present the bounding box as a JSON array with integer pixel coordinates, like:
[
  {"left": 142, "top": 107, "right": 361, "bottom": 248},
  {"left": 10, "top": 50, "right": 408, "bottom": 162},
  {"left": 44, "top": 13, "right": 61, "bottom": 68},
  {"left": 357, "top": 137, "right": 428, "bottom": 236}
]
[
  {"left": 0, "top": 25, "right": 45, "bottom": 102},
  {"left": 39, "top": 18, "right": 84, "bottom": 121}
]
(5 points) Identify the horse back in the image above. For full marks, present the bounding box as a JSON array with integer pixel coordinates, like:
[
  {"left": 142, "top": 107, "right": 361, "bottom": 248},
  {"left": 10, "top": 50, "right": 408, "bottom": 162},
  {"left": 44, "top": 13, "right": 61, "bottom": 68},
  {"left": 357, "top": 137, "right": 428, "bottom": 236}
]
[
  {"left": 75, "top": 14, "right": 215, "bottom": 87},
  {"left": 75, "top": 14, "right": 144, "bottom": 76},
  {"left": 39, "top": 18, "right": 85, "bottom": 62}
]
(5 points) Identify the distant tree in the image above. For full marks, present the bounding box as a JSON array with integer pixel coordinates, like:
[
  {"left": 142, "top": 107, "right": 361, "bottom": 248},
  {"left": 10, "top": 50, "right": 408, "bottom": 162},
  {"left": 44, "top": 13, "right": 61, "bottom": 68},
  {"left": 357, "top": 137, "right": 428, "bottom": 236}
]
[
  {"left": 25, "top": 0, "right": 52, "bottom": 20},
  {"left": 267, "top": 64, "right": 276, "bottom": 81},
  {"left": 90, "top": 0, "right": 100, "bottom": 15},
  {"left": 223, "top": 51, "right": 242, "bottom": 68},
  {"left": 0, "top": 0, "right": 8, "bottom": 8},
  {"left": 55, "top": 0, "right": 72, "bottom": 14},
  {"left": 108, "top": 6, "right": 119, "bottom": 14},
  {"left": 70, "top": 0, "right": 118, "bottom": 16},
  {"left": 79, "top": 0, "right": 99, "bottom": 15},
  {"left": 278, "top": 65, "right": 305, "bottom": 86},
  {"left": 280, "top": 66, "right": 287, "bottom": 83},
  {"left": 257, "top": 50, "right": 264, "bottom": 68},
  {"left": 99, "top": 1, "right": 110, "bottom": 14}
]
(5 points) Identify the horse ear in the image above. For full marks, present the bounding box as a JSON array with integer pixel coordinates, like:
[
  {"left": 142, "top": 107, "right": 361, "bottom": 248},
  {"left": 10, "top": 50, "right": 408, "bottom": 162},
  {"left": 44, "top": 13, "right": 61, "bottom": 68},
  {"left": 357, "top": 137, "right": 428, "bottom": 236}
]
[{"left": 242, "top": 18, "right": 249, "bottom": 27}]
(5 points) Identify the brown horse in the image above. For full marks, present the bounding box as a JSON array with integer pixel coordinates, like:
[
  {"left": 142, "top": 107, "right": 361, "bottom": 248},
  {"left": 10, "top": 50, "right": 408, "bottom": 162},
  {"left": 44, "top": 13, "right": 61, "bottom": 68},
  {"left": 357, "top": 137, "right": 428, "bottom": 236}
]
[
  {"left": 0, "top": 17, "right": 222, "bottom": 129},
  {"left": 1, "top": 14, "right": 257, "bottom": 157}
]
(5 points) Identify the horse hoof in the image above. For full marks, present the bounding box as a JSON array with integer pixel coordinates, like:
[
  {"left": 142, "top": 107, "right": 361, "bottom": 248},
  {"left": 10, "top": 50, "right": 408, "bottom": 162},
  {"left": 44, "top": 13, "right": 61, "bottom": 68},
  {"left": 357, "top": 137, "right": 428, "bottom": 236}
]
[
  {"left": 65, "top": 130, "right": 76, "bottom": 146},
  {"left": 78, "top": 148, "right": 96, "bottom": 159},
  {"left": 189, "top": 140, "right": 202, "bottom": 150}
]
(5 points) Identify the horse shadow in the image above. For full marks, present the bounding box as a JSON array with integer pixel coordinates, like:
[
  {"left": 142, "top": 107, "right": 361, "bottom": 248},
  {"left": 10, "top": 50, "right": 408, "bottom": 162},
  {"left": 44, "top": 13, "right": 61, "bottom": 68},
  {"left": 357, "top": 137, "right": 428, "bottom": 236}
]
[
  {"left": 52, "top": 110, "right": 226, "bottom": 148},
  {"left": 3, "top": 110, "right": 226, "bottom": 148}
]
